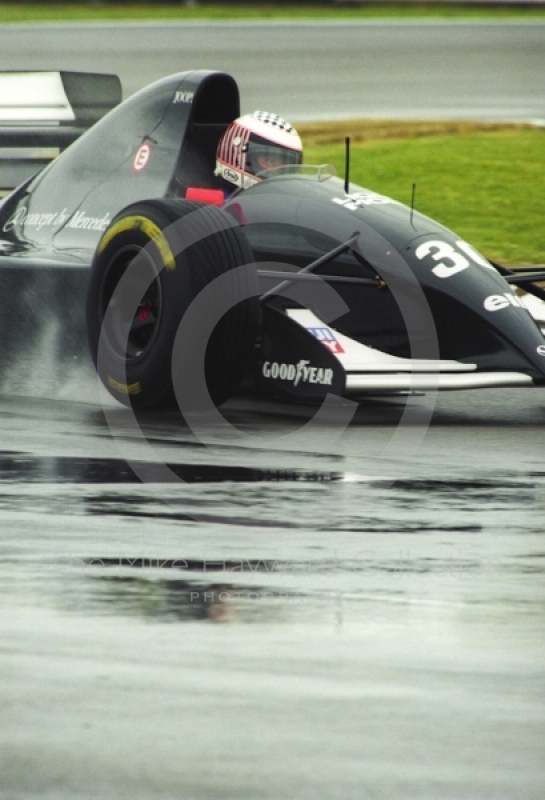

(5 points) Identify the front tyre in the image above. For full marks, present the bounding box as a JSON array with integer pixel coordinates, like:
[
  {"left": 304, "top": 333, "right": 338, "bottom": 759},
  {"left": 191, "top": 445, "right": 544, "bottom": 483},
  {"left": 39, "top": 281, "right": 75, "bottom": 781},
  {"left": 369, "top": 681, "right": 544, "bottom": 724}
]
[{"left": 86, "top": 198, "right": 257, "bottom": 411}]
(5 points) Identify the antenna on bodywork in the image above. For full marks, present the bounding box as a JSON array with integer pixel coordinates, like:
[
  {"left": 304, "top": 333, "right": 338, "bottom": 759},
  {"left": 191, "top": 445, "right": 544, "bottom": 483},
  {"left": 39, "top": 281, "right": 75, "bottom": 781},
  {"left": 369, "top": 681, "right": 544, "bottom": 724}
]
[
  {"left": 410, "top": 182, "right": 416, "bottom": 226},
  {"left": 344, "top": 136, "right": 350, "bottom": 194}
]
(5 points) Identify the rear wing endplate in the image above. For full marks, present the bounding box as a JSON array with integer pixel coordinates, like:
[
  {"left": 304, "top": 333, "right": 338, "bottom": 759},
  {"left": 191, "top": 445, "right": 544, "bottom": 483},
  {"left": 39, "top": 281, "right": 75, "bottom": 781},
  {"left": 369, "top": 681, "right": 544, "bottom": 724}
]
[{"left": 0, "top": 71, "right": 121, "bottom": 190}]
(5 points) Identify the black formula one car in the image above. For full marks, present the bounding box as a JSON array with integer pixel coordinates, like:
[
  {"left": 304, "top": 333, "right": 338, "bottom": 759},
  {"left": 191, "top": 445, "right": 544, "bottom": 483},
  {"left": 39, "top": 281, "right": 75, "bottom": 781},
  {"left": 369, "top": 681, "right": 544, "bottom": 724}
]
[{"left": 1, "top": 69, "right": 545, "bottom": 413}]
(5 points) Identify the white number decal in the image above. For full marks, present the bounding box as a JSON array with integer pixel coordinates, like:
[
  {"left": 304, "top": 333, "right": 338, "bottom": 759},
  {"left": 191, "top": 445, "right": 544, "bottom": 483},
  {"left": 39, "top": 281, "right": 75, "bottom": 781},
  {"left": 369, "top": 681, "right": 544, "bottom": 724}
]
[
  {"left": 415, "top": 238, "right": 494, "bottom": 278},
  {"left": 415, "top": 240, "right": 470, "bottom": 279},
  {"left": 455, "top": 240, "right": 496, "bottom": 271}
]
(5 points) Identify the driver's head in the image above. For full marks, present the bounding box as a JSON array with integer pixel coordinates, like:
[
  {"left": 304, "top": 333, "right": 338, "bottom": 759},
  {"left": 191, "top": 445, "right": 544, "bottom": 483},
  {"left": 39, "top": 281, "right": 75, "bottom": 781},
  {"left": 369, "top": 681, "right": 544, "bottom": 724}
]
[{"left": 215, "top": 111, "right": 303, "bottom": 189}]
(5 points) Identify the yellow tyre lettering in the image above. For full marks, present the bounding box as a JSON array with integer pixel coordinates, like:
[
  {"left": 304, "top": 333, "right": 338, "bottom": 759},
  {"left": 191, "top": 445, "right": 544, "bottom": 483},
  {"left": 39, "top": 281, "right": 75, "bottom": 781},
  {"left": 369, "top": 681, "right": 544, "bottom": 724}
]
[
  {"left": 107, "top": 376, "right": 142, "bottom": 395},
  {"left": 97, "top": 215, "right": 175, "bottom": 271}
]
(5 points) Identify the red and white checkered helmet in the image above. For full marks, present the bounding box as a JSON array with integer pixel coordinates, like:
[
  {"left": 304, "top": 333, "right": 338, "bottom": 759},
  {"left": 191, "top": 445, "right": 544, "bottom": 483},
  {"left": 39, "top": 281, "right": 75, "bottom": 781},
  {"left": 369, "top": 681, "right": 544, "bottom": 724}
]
[{"left": 215, "top": 111, "right": 303, "bottom": 189}]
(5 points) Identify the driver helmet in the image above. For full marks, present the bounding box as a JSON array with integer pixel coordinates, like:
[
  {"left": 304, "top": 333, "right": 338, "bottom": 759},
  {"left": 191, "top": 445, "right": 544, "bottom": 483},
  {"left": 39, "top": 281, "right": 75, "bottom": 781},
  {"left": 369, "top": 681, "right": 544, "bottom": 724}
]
[{"left": 215, "top": 111, "right": 303, "bottom": 189}]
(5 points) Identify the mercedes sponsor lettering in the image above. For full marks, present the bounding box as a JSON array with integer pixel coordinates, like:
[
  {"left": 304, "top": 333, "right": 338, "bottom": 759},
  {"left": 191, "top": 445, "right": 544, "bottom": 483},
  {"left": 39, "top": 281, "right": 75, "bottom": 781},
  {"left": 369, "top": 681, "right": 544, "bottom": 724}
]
[
  {"left": 67, "top": 210, "right": 111, "bottom": 232},
  {"left": 2, "top": 206, "right": 69, "bottom": 233},
  {"left": 262, "top": 360, "right": 333, "bottom": 387},
  {"left": 2, "top": 205, "right": 111, "bottom": 234}
]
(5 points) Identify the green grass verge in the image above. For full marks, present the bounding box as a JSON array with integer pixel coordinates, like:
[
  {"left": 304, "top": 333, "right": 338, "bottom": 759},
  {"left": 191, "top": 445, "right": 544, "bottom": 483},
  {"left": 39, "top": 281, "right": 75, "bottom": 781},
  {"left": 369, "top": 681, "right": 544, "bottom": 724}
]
[
  {"left": 1, "top": 3, "right": 545, "bottom": 23},
  {"left": 301, "top": 123, "right": 544, "bottom": 265},
  {"left": 1, "top": 119, "right": 541, "bottom": 265}
]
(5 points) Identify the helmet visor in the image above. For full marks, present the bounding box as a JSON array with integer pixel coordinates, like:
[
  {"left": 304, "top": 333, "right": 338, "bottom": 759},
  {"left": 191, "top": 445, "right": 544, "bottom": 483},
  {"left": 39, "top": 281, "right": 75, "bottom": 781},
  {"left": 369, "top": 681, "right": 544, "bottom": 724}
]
[{"left": 245, "top": 141, "right": 302, "bottom": 177}]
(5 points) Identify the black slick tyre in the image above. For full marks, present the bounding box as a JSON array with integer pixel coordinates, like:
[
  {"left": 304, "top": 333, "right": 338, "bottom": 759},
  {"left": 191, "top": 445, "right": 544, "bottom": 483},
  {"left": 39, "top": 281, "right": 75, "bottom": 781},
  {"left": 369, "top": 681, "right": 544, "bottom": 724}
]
[{"left": 86, "top": 198, "right": 257, "bottom": 411}]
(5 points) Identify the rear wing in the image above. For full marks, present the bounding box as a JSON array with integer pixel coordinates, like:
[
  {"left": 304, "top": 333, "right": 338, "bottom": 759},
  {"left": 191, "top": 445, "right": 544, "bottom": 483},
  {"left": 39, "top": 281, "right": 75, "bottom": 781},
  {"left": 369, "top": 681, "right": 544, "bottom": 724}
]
[{"left": 0, "top": 71, "right": 121, "bottom": 191}]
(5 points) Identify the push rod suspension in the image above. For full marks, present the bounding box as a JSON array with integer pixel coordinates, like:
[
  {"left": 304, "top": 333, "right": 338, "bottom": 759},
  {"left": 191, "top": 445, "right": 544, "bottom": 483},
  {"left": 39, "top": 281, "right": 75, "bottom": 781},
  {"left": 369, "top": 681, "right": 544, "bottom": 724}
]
[{"left": 259, "top": 232, "right": 363, "bottom": 303}]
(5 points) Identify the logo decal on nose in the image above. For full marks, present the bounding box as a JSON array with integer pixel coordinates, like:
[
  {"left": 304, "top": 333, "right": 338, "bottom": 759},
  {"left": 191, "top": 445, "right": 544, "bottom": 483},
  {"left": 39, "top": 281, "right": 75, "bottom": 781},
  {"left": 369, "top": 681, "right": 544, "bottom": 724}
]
[{"left": 133, "top": 143, "right": 152, "bottom": 173}]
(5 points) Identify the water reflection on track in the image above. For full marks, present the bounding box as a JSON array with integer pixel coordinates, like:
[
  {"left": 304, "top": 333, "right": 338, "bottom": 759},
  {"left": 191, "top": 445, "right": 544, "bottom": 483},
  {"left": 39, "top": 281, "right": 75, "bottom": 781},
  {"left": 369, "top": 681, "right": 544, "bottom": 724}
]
[
  {"left": 0, "top": 450, "right": 339, "bottom": 485},
  {"left": 0, "top": 391, "right": 544, "bottom": 798}
]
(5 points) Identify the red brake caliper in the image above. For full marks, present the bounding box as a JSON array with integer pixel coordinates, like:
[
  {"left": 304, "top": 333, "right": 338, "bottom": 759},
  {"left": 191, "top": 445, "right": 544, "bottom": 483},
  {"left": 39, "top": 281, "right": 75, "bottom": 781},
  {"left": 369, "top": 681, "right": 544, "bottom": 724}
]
[{"left": 139, "top": 300, "right": 153, "bottom": 322}]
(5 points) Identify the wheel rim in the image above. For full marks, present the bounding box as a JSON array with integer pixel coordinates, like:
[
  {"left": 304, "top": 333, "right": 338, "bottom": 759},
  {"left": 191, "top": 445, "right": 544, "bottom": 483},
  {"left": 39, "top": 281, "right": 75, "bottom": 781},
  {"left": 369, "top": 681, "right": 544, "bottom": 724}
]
[{"left": 100, "top": 245, "right": 162, "bottom": 362}]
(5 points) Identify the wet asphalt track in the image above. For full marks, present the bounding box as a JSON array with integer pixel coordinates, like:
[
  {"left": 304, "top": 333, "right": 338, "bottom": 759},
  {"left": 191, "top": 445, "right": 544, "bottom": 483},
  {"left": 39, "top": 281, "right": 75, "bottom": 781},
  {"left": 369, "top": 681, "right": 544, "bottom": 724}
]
[{"left": 0, "top": 20, "right": 544, "bottom": 800}]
